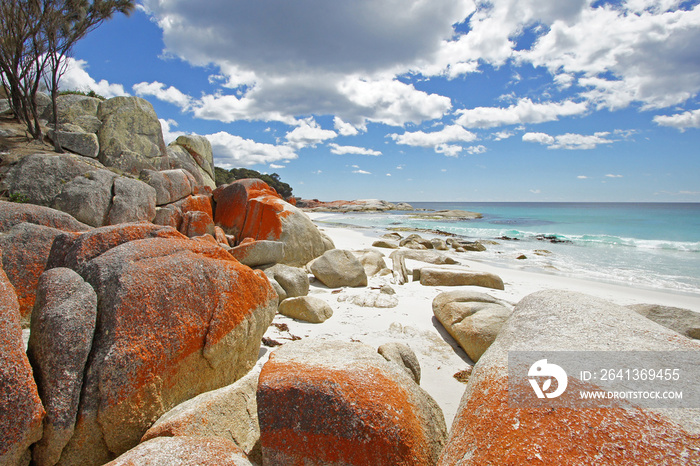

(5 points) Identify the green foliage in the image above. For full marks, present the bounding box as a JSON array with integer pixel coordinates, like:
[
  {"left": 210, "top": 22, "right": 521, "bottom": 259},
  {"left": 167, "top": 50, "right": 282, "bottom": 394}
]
[
  {"left": 7, "top": 192, "right": 29, "bottom": 203},
  {"left": 59, "top": 89, "right": 106, "bottom": 100},
  {"left": 215, "top": 167, "right": 294, "bottom": 199}
]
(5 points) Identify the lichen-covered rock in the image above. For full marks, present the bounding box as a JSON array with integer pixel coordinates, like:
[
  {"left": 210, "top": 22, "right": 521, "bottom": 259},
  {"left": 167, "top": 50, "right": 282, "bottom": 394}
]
[
  {"left": 51, "top": 170, "right": 117, "bottom": 227},
  {"left": 141, "top": 369, "right": 261, "bottom": 463},
  {"left": 166, "top": 144, "right": 211, "bottom": 189},
  {"left": 97, "top": 96, "right": 167, "bottom": 175},
  {"left": 179, "top": 210, "right": 215, "bottom": 238},
  {"left": 419, "top": 267, "right": 504, "bottom": 290},
  {"left": 105, "top": 437, "right": 254, "bottom": 466},
  {"left": 258, "top": 340, "right": 447, "bottom": 465},
  {"left": 0, "top": 223, "right": 75, "bottom": 324},
  {"left": 278, "top": 296, "right": 333, "bottom": 323},
  {"left": 153, "top": 205, "right": 182, "bottom": 230},
  {"left": 49, "top": 94, "right": 102, "bottom": 133},
  {"left": 432, "top": 291, "right": 513, "bottom": 362},
  {"left": 0, "top": 201, "right": 91, "bottom": 233},
  {"left": 27, "top": 268, "right": 97, "bottom": 466},
  {"left": 107, "top": 177, "right": 157, "bottom": 225},
  {"left": 140, "top": 169, "right": 193, "bottom": 206},
  {"left": 48, "top": 130, "right": 99, "bottom": 158},
  {"left": 172, "top": 194, "right": 213, "bottom": 219},
  {"left": 57, "top": 237, "right": 277, "bottom": 465},
  {"left": 0, "top": 152, "right": 101, "bottom": 206},
  {"left": 439, "top": 290, "right": 700, "bottom": 465},
  {"left": 229, "top": 240, "right": 284, "bottom": 267},
  {"left": 309, "top": 249, "right": 368, "bottom": 288},
  {"left": 0, "top": 250, "right": 45, "bottom": 466},
  {"left": 46, "top": 223, "right": 184, "bottom": 273},
  {"left": 214, "top": 179, "right": 333, "bottom": 266},
  {"left": 173, "top": 135, "right": 215, "bottom": 183}
]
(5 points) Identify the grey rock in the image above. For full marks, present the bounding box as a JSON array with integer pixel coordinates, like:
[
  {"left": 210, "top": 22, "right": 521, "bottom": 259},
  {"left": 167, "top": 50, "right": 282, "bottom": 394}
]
[
  {"left": 106, "top": 437, "right": 254, "bottom": 466},
  {"left": 174, "top": 134, "right": 215, "bottom": 180},
  {"left": 628, "top": 303, "right": 700, "bottom": 340},
  {"left": 97, "top": 96, "right": 167, "bottom": 175},
  {"left": 420, "top": 267, "right": 504, "bottom": 290},
  {"left": 0, "top": 152, "right": 102, "bottom": 206},
  {"left": 431, "top": 238, "right": 449, "bottom": 250},
  {"left": 389, "top": 249, "right": 458, "bottom": 285},
  {"left": 47, "top": 130, "right": 99, "bottom": 158},
  {"left": 140, "top": 169, "right": 193, "bottom": 206},
  {"left": 230, "top": 240, "right": 284, "bottom": 267},
  {"left": 49, "top": 94, "right": 102, "bottom": 133},
  {"left": 264, "top": 264, "right": 309, "bottom": 299},
  {"left": 27, "top": 268, "right": 97, "bottom": 466},
  {"left": 372, "top": 239, "right": 399, "bottom": 249},
  {"left": 153, "top": 205, "right": 183, "bottom": 230},
  {"left": 352, "top": 249, "right": 388, "bottom": 276},
  {"left": 378, "top": 342, "right": 421, "bottom": 384},
  {"left": 52, "top": 170, "right": 117, "bottom": 227},
  {"left": 432, "top": 290, "right": 513, "bottom": 362},
  {"left": 278, "top": 296, "right": 333, "bottom": 323},
  {"left": 107, "top": 177, "right": 157, "bottom": 224},
  {"left": 309, "top": 249, "right": 368, "bottom": 288},
  {"left": 0, "top": 201, "right": 91, "bottom": 232},
  {"left": 400, "top": 234, "right": 433, "bottom": 249},
  {"left": 142, "top": 369, "right": 262, "bottom": 463},
  {"left": 166, "top": 144, "right": 208, "bottom": 188}
]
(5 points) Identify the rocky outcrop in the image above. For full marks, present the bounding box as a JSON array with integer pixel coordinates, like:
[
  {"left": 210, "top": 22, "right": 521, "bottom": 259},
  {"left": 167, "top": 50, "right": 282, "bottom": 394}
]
[
  {"left": 51, "top": 170, "right": 117, "bottom": 227},
  {"left": 389, "top": 249, "right": 458, "bottom": 285},
  {"left": 372, "top": 239, "right": 399, "bottom": 249},
  {"left": 171, "top": 135, "right": 215, "bottom": 188},
  {"left": 419, "top": 267, "right": 504, "bottom": 290},
  {"left": 439, "top": 290, "right": 700, "bottom": 465},
  {"left": 47, "top": 94, "right": 102, "bottom": 133},
  {"left": 378, "top": 342, "right": 421, "bottom": 384},
  {"left": 628, "top": 303, "right": 700, "bottom": 340},
  {"left": 142, "top": 369, "right": 261, "bottom": 463},
  {"left": 140, "top": 169, "right": 194, "bottom": 206},
  {"left": 97, "top": 96, "right": 167, "bottom": 175},
  {"left": 105, "top": 437, "right": 254, "bottom": 466},
  {"left": 432, "top": 291, "right": 513, "bottom": 362},
  {"left": 297, "top": 198, "right": 413, "bottom": 212},
  {"left": 40, "top": 234, "right": 277, "bottom": 465},
  {"left": 214, "top": 179, "right": 333, "bottom": 266},
  {"left": 48, "top": 130, "right": 99, "bottom": 158},
  {"left": 352, "top": 249, "right": 389, "bottom": 276},
  {"left": 27, "top": 268, "right": 97, "bottom": 466},
  {"left": 308, "top": 249, "right": 368, "bottom": 288},
  {"left": 107, "top": 177, "right": 157, "bottom": 225},
  {"left": 258, "top": 340, "right": 447, "bottom": 465},
  {"left": 0, "top": 251, "right": 45, "bottom": 466},
  {"left": 0, "top": 222, "right": 75, "bottom": 324},
  {"left": 229, "top": 240, "right": 285, "bottom": 267},
  {"left": 0, "top": 201, "right": 91, "bottom": 232},
  {"left": 412, "top": 209, "right": 482, "bottom": 220},
  {"left": 278, "top": 296, "right": 333, "bottom": 323}
]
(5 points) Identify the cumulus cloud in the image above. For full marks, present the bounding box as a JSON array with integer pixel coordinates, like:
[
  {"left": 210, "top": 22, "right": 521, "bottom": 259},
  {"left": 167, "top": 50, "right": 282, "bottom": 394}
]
[
  {"left": 653, "top": 108, "right": 700, "bottom": 131},
  {"left": 284, "top": 118, "right": 337, "bottom": 149},
  {"left": 133, "top": 81, "right": 192, "bottom": 109},
  {"left": 353, "top": 169, "right": 372, "bottom": 175},
  {"left": 435, "top": 144, "right": 462, "bottom": 157},
  {"left": 390, "top": 124, "right": 477, "bottom": 147},
  {"left": 456, "top": 98, "right": 588, "bottom": 129},
  {"left": 60, "top": 58, "right": 128, "bottom": 98},
  {"left": 207, "top": 131, "right": 298, "bottom": 167},
  {"left": 328, "top": 143, "right": 382, "bottom": 156},
  {"left": 523, "top": 131, "right": 614, "bottom": 150},
  {"left": 605, "top": 174, "right": 624, "bottom": 178}
]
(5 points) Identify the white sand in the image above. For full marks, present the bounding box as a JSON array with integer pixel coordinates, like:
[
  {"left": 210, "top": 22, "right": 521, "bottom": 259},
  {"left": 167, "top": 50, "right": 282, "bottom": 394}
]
[{"left": 261, "top": 213, "right": 700, "bottom": 429}]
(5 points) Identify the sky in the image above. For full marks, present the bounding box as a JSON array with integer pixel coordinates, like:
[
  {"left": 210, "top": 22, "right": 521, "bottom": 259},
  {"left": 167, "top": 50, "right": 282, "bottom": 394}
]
[{"left": 63, "top": 0, "right": 700, "bottom": 202}]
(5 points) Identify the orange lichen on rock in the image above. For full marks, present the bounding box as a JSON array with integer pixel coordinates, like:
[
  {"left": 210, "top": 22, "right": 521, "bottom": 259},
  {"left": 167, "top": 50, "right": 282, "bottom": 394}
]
[
  {"left": 174, "top": 194, "right": 213, "bottom": 218},
  {"left": 439, "top": 373, "right": 700, "bottom": 465},
  {"left": 239, "top": 196, "right": 294, "bottom": 242},
  {"left": 258, "top": 348, "right": 441, "bottom": 466},
  {"left": 213, "top": 179, "right": 283, "bottom": 239}
]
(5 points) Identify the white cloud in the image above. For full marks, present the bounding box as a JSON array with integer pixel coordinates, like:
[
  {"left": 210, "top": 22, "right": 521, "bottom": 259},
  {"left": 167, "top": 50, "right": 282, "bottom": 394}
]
[
  {"left": 605, "top": 174, "right": 624, "bottom": 178},
  {"left": 353, "top": 169, "right": 372, "bottom": 175},
  {"left": 269, "top": 164, "right": 285, "bottom": 169},
  {"left": 284, "top": 118, "right": 337, "bottom": 149},
  {"left": 207, "top": 131, "right": 298, "bottom": 167},
  {"left": 466, "top": 145, "right": 487, "bottom": 154},
  {"left": 390, "top": 124, "right": 477, "bottom": 147},
  {"left": 159, "top": 118, "right": 185, "bottom": 144},
  {"left": 435, "top": 144, "right": 462, "bottom": 157},
  {"left": 333, "top": 116, "right": 362, "bottom": 136},
  {"left": 60, "top": 58, "right": 128, "bottom": 98},
  {"left": 328, "top": 143, "right": 382, "bottom": 156},
  {"left": 523, "top": 131, "right": 613, "bottom": 150},
  {"left": 530, "top": 189, "right": 542, "bottom": 194},
  {"left": 653, "top": 108, "right": 700, "bottom": 131},
  {"left": 456, "top": 98, "right": 588, "bottom": 129},
  {"left": 492, "top": 130, "right": 514, "bottom": 141},
  {"left": 577, "top": 175, "right": 588, "bottom": 179},
  {"left": 133, "top": 81, "right": 192, "bottom": 109}
]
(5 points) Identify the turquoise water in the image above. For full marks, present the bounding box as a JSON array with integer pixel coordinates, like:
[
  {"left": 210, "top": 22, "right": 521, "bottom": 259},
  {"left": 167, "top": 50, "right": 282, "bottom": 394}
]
[{"left": 314, "top": 202, "right": 700, "bottom": 295}]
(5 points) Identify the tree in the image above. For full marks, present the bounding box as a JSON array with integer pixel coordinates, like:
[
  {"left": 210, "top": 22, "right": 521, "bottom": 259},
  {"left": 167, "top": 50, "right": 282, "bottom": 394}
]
[
  {"left": 43, "top": 0, "right": 135, "bottom": 151},
  {"left": 0, "top": 0, "right": 134, "bottom": 143}
]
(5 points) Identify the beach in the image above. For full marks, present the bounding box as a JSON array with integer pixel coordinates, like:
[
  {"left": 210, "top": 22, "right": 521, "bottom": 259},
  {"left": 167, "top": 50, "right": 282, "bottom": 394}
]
[{"left": 261, "top": 211, "right": 700, "bottom": 429}]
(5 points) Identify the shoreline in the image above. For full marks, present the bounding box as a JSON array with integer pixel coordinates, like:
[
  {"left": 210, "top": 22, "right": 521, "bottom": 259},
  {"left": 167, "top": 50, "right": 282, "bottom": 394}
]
[{"left": 260, "top": 212, "right": 700, "bottom": 430}]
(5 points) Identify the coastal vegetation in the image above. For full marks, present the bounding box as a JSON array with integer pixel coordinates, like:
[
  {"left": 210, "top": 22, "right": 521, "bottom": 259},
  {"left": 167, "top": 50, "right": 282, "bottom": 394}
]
[{"left": 214, "top": 166, "right": 293, "bottom": 198}]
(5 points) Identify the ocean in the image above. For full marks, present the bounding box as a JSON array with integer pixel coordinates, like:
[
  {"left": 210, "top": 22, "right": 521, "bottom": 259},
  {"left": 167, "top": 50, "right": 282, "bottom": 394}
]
[{"left": 312, "top": 202, "right": 700, "bottom": 295}]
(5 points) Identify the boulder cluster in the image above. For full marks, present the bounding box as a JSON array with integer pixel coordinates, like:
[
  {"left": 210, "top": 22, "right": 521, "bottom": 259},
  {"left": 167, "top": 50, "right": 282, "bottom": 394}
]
[{"left": 2, "top": 94, "right": 698, "bottom": 465}]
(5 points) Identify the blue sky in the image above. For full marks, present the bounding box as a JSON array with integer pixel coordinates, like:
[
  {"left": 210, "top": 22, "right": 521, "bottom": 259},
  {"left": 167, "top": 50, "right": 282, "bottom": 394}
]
[{"left": 64, "top": 0, "right": 700, "bottom": 202}]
